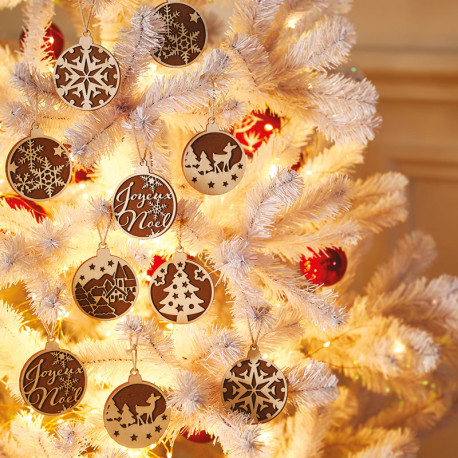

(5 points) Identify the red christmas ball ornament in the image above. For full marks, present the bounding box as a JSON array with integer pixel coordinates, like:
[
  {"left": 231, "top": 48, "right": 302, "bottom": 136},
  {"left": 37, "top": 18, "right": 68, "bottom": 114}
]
[
  {"left": 182, "top": 427, "right": 214, "bottom": 443},
  {"left": 19, "top": 23, "right": 64, "bottom": 60},
  {"left": 231, "top": 109, "right": 281, "bottom": 157},
  {"left": 300, "top": 248, "right": 347, "bottom": 287},
  {"left": 146, "top": 255, "right": 168, "bottom": 280},
  {"left": 72, "top": 166, "right": 93, "bottom": 183},
  {"left": 0, "top": 194, "right": 47, "bottom": 223}
]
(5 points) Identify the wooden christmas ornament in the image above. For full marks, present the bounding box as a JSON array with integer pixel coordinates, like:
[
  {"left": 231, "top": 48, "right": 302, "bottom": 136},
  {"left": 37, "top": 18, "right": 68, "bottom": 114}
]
[
  {"left": 104, "top": 372, "right": 170, "bottom": 448},
  {"left": 153, "top": 0, "right": 207, "bottom": 67},
  {"left": 182, "top": 121, "right": 246, "bottom": 195},
  {"left": 222, "top": 346, "right": 288, "bottom": 424},
  {"left": 54, "top": 32, "right": 120, "bottom": 110},
  {"left": 72, "top": 246, "right": 139, "bottom": 320},
  {"left": 6, "top": 126, "right": 72, "bottom": 201},
  {"left": 20, "top": 340, "right": 87, "bottom": 415},
  {"left": 149, "top": 250, "right": 214, "bottom": 324},
  {"left": 112, "top": 164, "right": 177, "bottom": 239}
]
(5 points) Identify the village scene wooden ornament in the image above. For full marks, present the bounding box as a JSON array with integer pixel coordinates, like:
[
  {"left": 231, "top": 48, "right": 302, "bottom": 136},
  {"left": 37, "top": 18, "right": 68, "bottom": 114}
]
[
  {"left": 149, "top": 250, "right": 214, "bottom": 324},
  {"left": 19, "top": 340, "right": 87, "bottom": 415},
  {"left": 6, "top": 126, "right": 72, "bottom": 201},
  {"left": 54, "top": 31, "right": 120, "bottom": 110},
  {"left": 104, "top": 372, "right": 170, "bottom": 448},
  {"left": 222, "top": 346, "right": 288, "bottom": 424},
  {"left": 112, "top": 163, "right": 177, "bottom": 239},
  {"left": 182, "top": 121, "right": 246, "bottom": 195},
  {"left": 152, "top": 0, "right": 207, "bottom": 67},
  {"left": 72, "top": 246, "right": 139, "bottom": 320}
]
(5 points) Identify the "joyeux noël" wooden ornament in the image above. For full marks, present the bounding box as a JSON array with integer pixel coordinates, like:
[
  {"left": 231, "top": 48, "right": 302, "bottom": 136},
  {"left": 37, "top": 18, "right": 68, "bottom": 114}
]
[
  {"left": 104, "top": 372, "right": 170, "bottom": 448},
  {"left": 72, "top": 246, "right": 139, "bottom": 320},
  {"left": 19, "top": 340, "right": 87, "bottom": 415},
  {"left": 112, "top": 164, "right": 177, "bottom": 239},
  {"left": 182, "top": 121, "right": 246, "bottom": 195},
  {"left": 149, "top": 250, "right": 214, "bottom": 324}
]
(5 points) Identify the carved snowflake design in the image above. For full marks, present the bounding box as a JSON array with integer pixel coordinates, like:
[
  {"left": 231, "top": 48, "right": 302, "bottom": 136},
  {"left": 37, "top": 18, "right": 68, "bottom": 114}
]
[
  {"left": 51, "top": 351, "right": 73, "bottom": 368},
  {"left": 223, "top": 355, "right": 288, "bottom": 423},
  {"left": 154, "top": 3, "right": 205, "bottom": 66},
  {"left": 58, "top": 373, "right": 78, "bottom": 396},
  {"left": 141, "top": 175, "right": 162, "bottom": 193},
  {"left": 147, "top": 196, "right": 168, "bottom": 221},
  {"left": 54, "top": 38, "right": 120, "bottom": 110}
]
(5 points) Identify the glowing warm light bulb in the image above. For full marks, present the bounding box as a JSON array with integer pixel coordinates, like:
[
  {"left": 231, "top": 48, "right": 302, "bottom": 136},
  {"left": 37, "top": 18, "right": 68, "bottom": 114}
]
[
  {"left": 264, "top": 123, "right": 274, "bottom": 131},
  {"left": 323, "top": 341, "right": 331, "bottom": 348},
  {"left": 166, "top": 323, "right": 174, "bottom": 330},
  {"left": 305, "top": 170, "right": 313, "bottom": 175},
  {"left": 392, "top": 340, "right": 406, "bottom": 354},
  {"left": 288, "top": 19, "right": 296, "bottom": 28}
]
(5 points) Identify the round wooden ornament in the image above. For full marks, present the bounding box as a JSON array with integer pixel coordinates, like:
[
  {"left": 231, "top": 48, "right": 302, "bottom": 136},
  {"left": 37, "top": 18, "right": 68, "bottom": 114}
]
[
  {"left": 72, "top": 246, "right": 139, "bottom": 320},
  {"left": 104, "top": 372, "right": 170, "bottom": 448},
  {"left": 222, "top": 346, "right": 288, "bottom": 424},
  {"left": 112, "top": 164, "right": 177, "bottom": 239},
  {"left": 182, "top": 121, "right": 246, "bottom": 195},
  {"left": 149, "top": 250, "right": 214, "bottom": 324},
  {"left": 54, "top": 32, "right": 120, "bottom": 110},
  {"left": 153, "top": 0, "right": 207, "bottom": 67},
  {"left": 6, "top": 126, "right": 72, "bottom": 201},
  {"left": 19, "top": 340, "right": 87, "bottom": 415}
]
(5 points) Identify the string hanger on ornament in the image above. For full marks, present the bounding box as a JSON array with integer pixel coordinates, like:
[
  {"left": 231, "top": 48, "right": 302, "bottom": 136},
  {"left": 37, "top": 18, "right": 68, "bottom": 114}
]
[
  {"left": 127, "top": 331, "right": 140, "bottom": 376},
  {"left": 246, "top": 312, "right": 262, "bottom": 358},
  {"left": 42, "top": 318, "right": 58, "bottom": 344},
  {"left": 78, "top": 0, "right": 94, "bottom": 36},
  {"left": 96, "top": 206, "right": 113, "bottom": 249},
  {"left": 132, "top": 124, "right": 153, "bottom": 170}
]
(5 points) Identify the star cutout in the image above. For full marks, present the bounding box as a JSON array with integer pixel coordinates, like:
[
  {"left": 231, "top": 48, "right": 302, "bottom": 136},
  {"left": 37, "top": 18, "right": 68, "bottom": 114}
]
[
  {"left": 192, "top": 177, "right": 197, "bottom": 183},
  {"left": 162, "top": 414, "right": 168, "bottom": 420},
  {"left": 173, "top": 293, "right": 179, "bottom": 299},
  {"left": 114, "top": 431, "right": 119, "bottom": 437},
  {"left": 195, "top": 270, "right": 204, "bottom": 280},
  {"left": 80, "top": 275, "right": 85, "bottom": 280},
  {"left": 53, "top": 145, "right": 65, "bottom": 157},
  {"left": 107, "top": 260, "right": 114, "bottom": 267},
  {"left": 155, "top": 425, "right": 162, "bottom": 432},
  {"left": 231, "top": 174, "right": 238, "bottom": 181},
  {"left": 161, "top": 268, "right": 166, "bottom": 273},
  {"left": 89, "top": 264, "right": 95, "bottom": 270},
  {"left": 176, "top": 304, "right": 184, "bottom": 312},
  {"left": 156, "top": 276, "right": 163, "bottom": 283},
  {"left": 177, "top": 262, "right": 183, "bottom": 268},
  {"left": 223, "top": 181, "right": 228, "bottom": 187},
  {"left": 182, "top": 282, "right": 188, "bottom": 287},
  {"left": 131, "top": 434, "right": 138, "bottom": 441},
  {"left": 208, "top": 181, "right": 215, "bottom": 188},
  {"left": 177, "top": 273, "right": 182, "bottom": 278},
  {"left": 190, "top": 11, "right": 199, "bottom": 22},
  {"left": 238, "top": 163, "right": 244, "bottom": 169},
  {"left": 100, "top": 266, "right": 105, "bottom": 272},
  {"left": 185, "top": 291, "right": 192, "bottom": 298},
  {"left": 146, "top": 433, "right": 152, "bottom": 439},
  {"left": 9, "top": 162, "right": 19, "bottom": 174}
]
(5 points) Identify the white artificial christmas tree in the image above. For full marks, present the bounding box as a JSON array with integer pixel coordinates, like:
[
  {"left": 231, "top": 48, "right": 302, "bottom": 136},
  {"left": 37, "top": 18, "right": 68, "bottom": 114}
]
[{"left": 0, "top": 0, "right": 455, "bottom": 457}]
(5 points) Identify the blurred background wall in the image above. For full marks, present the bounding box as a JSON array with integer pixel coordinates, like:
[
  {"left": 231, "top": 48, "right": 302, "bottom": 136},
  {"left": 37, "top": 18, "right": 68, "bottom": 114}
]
[{"left": 0, "top": 0, "right": 457, "bottom": 456}]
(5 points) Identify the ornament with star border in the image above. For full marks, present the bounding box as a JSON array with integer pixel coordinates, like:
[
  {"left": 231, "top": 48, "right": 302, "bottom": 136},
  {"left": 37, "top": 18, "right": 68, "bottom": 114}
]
[
  {"left": 19, "top": 340, "right": 87, "bottom": 415},
  {"left": 112, "top": 164, "right": 177, "bottom": 239},
  {"left": 72, "top": 246, "right": 139, "bottom": 320},
  {"left": 222, "top": 346, "right": 288, "bottom": 424},
  {"left": 149, "top": 250, "right": 214, "bottom": 324},
  {"left": 104, "top": 372, "right": 170, "bottom": 448},
  {"left": 54, "top": 32, "right": 120, "bottom": 110},
  {"left": 6, "top": 125, "right": 72, "bottom": 201},
  {"left": 152, "top": 0, "right": 207, "bottom": 68},
  {"left": 182, "top": 121, "right": 246, "bottom": 195}
]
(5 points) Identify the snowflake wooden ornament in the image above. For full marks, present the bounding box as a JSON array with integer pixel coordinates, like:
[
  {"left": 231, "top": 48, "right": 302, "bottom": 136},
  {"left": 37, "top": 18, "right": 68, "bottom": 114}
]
[
  {"left": 19, "top": 340, "right": 87, "bottom": 415},
  {"left": 6, "top": 126, "right": 72, "bottom": 201},
  {"left": 182, "top": 121, "right": 246, "bottom": 195},
  {"left": 153, "top": 0, "right": 207, "bottom": 67},
  {"left": 222, "top": 346, "right": 288, "bottom": 424},
  {"left": 104, "top": 372, "right": 170, "bottom": 448},
  {"left": 149, "top": 250, "right": 214, "bottom": 324},
  {"left": 54, "top": 32, "right": 120, "bottom": 110},
  {"left": 72, "top": 246, "right": 138, "bottom": 320},
  {"left": 112, "top": 164, "right": 177, "bottom": 239}
]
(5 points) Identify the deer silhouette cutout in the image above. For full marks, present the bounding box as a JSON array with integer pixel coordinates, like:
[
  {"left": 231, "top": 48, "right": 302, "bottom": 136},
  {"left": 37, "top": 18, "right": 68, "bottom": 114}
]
[
  {"left": 136, "top": 393, "right": 161, "bottom": 425},
  {"left": 213, "top": 142, "right": 238, "bottom": 173}
]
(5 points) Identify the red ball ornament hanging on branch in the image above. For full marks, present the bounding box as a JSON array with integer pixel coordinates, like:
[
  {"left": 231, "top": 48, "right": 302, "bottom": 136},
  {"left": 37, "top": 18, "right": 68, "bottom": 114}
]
[
  {"left": 231, "top": 109, "right": 282, "bottom": 157},
  {"left": 19, "top": 23, "right": 65, "bottom": 60},
  {"left": 0, "top": 194, "right": 47, "bottom": 223},
  {"left": 145, "top": 254, "right": 168, "bottom": 282},
  {"left": 182, "top": 427, "right": 214, "bottom": 443},
  {"left": 300, "top": 248, "right": 347, "bottom": 287}
]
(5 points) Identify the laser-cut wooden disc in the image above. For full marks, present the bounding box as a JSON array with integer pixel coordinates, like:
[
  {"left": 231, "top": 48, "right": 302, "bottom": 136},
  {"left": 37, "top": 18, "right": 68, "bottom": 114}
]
[
  {"left": 54, "top": 33, "right": 120, "bottom": 110},
  {"left": 19, "top": 341, "right": 87, "bottom": 415},
  {"left": 6, "top": 127, "right": 71, "bottom": 201},
  {"left": 182, "top": 121, "right": 246, "bottom": 195},
  {"left": 153, "top": 0, "right": 207, "bottom": 67},
  {"left": 149, "top": 250, "right": 214, "bottom": 324},
  {"left": 104, "top": 372, "right": 170, "bottom": 448},
  {"left": 222, "top": 347, "right": 288, "bottom": 424},
  {"left": 72, "top": 246, "right": 138, "bottom": 320},
  {"left": 112, "top": 165, "right": 177, "bottom": 239}
]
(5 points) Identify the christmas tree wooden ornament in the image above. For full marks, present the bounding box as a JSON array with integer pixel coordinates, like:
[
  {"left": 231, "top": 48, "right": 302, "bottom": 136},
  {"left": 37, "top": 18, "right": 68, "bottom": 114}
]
[
  {"left": 182, "top": 120, "right": 246, "bottom": 195},
  {"left": 20, "top": 339, "right": 87, "bottom": 415},
  {"left": 112, "top": 162, "right": 177, "bottom": 239},
  {"left": 53, "top": 2, "right": 120, "bottom": 110},
  {"left": 152, "top": 0, "right": 207, "bottom": 67},
  {"left": 149, "top": 249, "right": 214, "bottom": 324},
  {"left": 72, "top": 245, "right": 139, "bottom": 320},
  {"left": 222, "top": 345, "right": 288, "bottom": 424},
  {"left": 6, "top": 124, "right": 72, "bottom": 201}
]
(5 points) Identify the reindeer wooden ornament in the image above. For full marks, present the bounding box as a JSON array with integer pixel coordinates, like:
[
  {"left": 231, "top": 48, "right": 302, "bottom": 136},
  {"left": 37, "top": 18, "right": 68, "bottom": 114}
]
[{"left": 182, "top": 120, "right": 246, "bottom": 195}]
